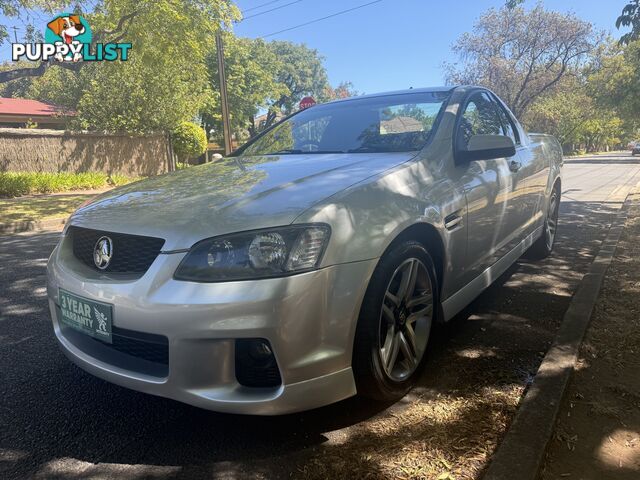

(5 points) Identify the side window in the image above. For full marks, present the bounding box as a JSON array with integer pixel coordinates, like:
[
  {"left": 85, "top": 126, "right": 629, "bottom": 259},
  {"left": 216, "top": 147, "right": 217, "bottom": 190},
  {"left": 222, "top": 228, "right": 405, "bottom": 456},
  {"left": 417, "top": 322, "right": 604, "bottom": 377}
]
[
  {"left": 493, "top": 100, "right": 520, "bottom": 144},
  {"left": 457, "top": 92, "right": 503, "bottom": 150}
]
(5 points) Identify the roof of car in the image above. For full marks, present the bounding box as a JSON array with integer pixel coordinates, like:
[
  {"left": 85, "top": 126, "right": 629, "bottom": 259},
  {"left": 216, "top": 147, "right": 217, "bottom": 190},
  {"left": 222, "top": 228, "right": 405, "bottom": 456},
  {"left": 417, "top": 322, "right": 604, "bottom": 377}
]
[{"left": 326, "top": 86, "right": 458, "bottom": 104}]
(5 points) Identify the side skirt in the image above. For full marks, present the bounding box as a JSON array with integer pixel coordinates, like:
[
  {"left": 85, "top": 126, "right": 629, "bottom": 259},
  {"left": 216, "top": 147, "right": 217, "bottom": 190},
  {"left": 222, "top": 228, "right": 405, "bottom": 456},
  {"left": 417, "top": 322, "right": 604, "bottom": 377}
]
[{"left": 441, "top": 226, "right": 543, "bottom": 321}]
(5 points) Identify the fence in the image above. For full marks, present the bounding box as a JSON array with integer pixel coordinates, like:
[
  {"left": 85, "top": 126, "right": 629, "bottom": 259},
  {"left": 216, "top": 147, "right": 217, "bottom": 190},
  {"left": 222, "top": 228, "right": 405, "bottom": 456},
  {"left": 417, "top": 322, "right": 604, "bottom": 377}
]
[{"left": 0, "top": 128, "right": 171, "bottom": 176}]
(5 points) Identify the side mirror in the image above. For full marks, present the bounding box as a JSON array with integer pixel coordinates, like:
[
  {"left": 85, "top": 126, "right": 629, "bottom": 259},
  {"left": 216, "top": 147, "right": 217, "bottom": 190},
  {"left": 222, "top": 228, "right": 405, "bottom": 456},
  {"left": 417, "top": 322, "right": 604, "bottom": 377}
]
[{"left": 456, "top": 134, "right": 516, "bottom": 163}]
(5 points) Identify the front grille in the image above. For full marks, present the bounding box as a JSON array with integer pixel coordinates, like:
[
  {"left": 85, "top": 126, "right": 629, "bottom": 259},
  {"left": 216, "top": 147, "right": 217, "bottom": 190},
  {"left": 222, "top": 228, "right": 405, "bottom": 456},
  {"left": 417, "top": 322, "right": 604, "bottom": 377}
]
[
  {"left": 105, "top": 326, "right": 169, "bottom": 364},
  {"left": 58, "top": 306, "right": 169, "bottom": 378},
  {"left": 69, "top": 226, "right": 165, "bottom": 274}
]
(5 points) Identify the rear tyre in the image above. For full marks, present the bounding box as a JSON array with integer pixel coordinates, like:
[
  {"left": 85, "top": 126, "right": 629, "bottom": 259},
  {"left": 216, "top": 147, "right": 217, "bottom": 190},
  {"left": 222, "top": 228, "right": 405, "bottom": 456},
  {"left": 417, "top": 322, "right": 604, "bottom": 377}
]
[
  {"left": 353, "top": 241, "right": 438, "bottom": 402},
  {"left": 527, "top": 185, "right": 560, "bottom": 260}
]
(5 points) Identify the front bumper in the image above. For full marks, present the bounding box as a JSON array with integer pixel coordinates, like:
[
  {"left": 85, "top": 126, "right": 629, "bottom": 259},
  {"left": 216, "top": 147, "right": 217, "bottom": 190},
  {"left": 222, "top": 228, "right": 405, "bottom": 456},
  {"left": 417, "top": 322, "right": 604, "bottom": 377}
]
[{"left": 47, "top": 236, "right": 377, "bottom": 415}]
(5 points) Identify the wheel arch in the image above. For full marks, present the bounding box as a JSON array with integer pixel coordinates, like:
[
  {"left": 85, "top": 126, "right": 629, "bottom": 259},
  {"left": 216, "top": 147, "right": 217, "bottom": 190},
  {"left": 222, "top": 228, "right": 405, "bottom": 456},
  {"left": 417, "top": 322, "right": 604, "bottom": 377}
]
[{"left": 383, "top": 222, "right": 446, "bottom": 298}]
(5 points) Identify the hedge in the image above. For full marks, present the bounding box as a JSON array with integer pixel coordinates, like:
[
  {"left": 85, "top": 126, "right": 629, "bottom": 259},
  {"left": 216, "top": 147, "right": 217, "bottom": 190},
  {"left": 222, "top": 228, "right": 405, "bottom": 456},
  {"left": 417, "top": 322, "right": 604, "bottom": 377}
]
[{"left": 0, "top": 172, "right": 139, "bottom": 198}]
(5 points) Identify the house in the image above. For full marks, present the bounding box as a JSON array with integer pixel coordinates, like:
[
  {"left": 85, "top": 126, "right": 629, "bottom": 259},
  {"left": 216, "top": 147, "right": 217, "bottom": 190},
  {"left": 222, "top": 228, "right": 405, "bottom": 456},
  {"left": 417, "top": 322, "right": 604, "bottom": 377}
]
[{"left": 0, "top": 97, "right": 75, "bottom": 128}]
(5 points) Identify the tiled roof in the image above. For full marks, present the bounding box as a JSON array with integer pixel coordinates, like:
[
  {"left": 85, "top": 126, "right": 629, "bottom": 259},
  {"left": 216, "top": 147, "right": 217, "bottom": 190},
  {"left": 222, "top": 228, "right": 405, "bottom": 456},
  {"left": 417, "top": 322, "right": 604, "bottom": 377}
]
[{"left": 0, "top": 97, "right": 75, "bottom": 117}]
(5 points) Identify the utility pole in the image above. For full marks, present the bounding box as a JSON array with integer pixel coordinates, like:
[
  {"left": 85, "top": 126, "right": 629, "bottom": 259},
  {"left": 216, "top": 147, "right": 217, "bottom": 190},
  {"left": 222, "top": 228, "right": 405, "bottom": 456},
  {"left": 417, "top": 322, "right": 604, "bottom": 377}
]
[
  {"left": 215, "top": 31, "right": 232, "bottom": 156},
  {"left": 12, "top": 26, "right": 19, "bottom": 43}
]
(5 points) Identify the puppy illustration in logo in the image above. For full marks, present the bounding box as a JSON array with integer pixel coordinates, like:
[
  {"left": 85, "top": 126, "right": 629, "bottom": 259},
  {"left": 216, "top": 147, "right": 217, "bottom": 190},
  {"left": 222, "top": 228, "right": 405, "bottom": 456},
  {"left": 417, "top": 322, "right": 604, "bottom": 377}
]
[{"left": 47, "top": 15, "right": 86, "bottom": 62}]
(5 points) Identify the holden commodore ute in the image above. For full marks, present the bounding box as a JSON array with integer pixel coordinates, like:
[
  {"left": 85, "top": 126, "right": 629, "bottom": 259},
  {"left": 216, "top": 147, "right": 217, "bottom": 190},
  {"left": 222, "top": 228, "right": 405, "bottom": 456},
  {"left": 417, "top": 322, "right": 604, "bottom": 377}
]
[{"left": 47, "top": 86, "right": 563, "bottom": 414}]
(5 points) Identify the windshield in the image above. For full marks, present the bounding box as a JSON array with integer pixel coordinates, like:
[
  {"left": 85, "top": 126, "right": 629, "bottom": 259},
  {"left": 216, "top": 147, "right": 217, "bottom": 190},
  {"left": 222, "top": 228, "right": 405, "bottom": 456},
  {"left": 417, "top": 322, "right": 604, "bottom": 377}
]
[{"left": 238, "top": 91, "right": 450, "bottom": 156}]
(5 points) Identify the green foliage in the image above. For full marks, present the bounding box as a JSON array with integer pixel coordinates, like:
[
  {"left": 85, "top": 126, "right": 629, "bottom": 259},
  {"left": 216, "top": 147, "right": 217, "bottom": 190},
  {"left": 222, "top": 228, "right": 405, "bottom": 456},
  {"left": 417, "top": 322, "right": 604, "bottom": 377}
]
[
  {"left": 1, "top": 3, "right": 339, "bottom": 143},
  {"left": 204, "top": 38, "right": 332, "bottom": 140},
  {"left": 108, "top": 173, "right": 139, "bottom": 186},
  {"left": 525, "top": 73, "right": 627, "bottom": 154},
  {"left": 25, "top": 65, "right": 82, "bottom": 109},
  {"left": 205, "top": 35, "right": 287, "bottom": 140},
  {"left": 175, "top": 161, "right": 192, "bottom": 170},
  {"left": 505, "top": 0, "right": 525, "bottom": 8},
  {"left": 6, "top": 1, "right": 240, "bottom": 134},
  {"left": 70, "top": 0, "right": 239, "bottom": 133},
  {"left": 268, "top": 41, "right": 329, "bottom": 113},
  {"left": 0, "top": 1, "right": 70, "bottom": 44},
  {"left": 588, "top": 40, "right": 640, "bottom": 130},
  {"left": 445, "top": 4, "right": 598, "bottom": 117},
  {"left": 0, "top": 171, "right": 139, "bottom": 197},
  {"left": 617, "top": 0, "right": 640, "bottom": 45},
  {"left": 172, "top": 121, "right": 208, "bottom": 162},
  {"left": 259, "top": 41, "right": 329, "bottom": 130}
]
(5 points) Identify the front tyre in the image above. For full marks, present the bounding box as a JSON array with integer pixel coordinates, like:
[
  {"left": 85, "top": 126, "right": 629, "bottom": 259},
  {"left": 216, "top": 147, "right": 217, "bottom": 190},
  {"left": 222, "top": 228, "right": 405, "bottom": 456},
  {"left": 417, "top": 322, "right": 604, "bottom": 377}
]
[
  {"left": 527, "top": 185, "right": 560, "bottom": 260},
  {"left": 353, "top": 241, "right": 437, "bottom": 402}
]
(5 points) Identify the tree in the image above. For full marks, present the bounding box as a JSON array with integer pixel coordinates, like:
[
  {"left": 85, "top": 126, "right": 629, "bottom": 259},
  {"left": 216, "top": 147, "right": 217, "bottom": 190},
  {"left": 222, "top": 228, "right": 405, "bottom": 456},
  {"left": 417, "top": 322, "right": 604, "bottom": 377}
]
[
  {"left": 617, "top": 0, "right": 640, "bottom": 45},
  {"left": 444, "top": 4, "right": 598, "bottom": 118},
  {"left": 7, "top": 1, "right": 240, "bottom": 133},
  {"left": 587, "top": 40, "right": 640, "bottom": 133},
  {"left": 0, "top": 0, "right": 239, "bottom": 84},
  {"left": 525, "top": 84, "right": 592, "bottom": 148},
  {"left": 205, "top": 35, "right": 286, "bottom": 140},
  {"left": 321, "top": 81, "right": 359, "bottom": 102},
  {"left": 525, "top": 79, "right": 624, "bottom": 153},
  {"left": 0, "top": 1, "right": 69, "bottom": 45},
  {"left": 262, "top": 41, "right": 329, "bottom": 129},
  {"left": 505, "top": 0, "right": 524, "bottom": 8}
]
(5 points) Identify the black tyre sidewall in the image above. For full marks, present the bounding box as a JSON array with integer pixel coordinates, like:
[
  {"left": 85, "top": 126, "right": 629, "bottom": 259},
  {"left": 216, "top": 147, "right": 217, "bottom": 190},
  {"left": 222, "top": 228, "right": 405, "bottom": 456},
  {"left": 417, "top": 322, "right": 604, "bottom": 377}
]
[
  {"left": 544, "top": 187, "right": 560, "bottom": 251},
  {"left": 527, "top": 184, "right": 560, "bottom": 259},
  {"left": 352, "top": 240, "right": 438, "bottom": 402}
]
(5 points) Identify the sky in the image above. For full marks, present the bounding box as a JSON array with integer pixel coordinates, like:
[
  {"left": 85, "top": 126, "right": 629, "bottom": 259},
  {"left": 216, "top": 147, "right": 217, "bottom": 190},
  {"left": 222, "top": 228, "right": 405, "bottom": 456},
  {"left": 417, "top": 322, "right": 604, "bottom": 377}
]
[
  {"left": 233, "top": 0, "right": 627, "bottom": 94},
  {"left": 0, "top": 0, "right": 629, "bottom": 94}
]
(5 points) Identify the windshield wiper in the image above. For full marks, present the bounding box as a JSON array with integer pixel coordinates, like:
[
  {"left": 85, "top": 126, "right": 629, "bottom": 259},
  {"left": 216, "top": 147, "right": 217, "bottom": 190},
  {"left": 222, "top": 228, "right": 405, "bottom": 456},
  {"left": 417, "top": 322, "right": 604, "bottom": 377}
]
[
  {"left": 267, "top": 149, "right": 346, "bottom": 155},
  {"left": 346, "top": 147, "right": 380, "bottom": 153},
  {"left": 347, "top": 146, "right": 415, "bottom": 153}
]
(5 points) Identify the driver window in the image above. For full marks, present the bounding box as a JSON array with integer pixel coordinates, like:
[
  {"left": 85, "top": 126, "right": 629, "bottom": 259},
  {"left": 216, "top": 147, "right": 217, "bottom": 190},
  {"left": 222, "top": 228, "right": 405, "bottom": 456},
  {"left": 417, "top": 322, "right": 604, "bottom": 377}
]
[{"left": 457, "top": 92, "right": 503, "bottom": 151}]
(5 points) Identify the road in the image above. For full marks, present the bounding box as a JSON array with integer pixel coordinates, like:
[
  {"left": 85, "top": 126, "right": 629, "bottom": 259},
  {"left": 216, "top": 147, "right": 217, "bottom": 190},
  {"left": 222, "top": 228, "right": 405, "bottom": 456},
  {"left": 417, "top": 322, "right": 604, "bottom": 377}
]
[{"left": 1, "top": 152, "right": 638, "bottom": 479}]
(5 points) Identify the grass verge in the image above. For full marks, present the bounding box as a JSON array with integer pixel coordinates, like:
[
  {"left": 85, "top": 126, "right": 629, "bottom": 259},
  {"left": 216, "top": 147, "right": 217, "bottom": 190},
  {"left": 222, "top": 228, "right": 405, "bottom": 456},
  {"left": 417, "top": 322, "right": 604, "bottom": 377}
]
[
  {"left": 0, "top": 192, "right": 104, "bottom": 224},
  {"left": 0, "top": 172, "right": 139, "bottom": 197},
  {"left": 540, "top": 194, "right": 640, "bottom": 479},
  {"left": 297, "top": 386, "right": 523, "bottom": 480}
]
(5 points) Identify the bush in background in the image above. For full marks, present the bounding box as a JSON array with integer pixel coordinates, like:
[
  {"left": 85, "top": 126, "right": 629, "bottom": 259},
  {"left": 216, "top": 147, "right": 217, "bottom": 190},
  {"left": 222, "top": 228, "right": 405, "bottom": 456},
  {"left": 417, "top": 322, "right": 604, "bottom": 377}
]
[
  {"left": 0, "top": 172, "right": 139, "bottom": 198},
  {"left": 172, "top": 121, "right": 208, "bottom": 163}
]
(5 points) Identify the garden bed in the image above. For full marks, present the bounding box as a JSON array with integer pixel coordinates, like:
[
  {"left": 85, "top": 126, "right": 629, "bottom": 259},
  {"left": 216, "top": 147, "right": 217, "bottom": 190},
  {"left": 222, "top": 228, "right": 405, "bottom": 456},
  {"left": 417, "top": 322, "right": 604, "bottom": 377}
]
[{"left": 0, "top": 172, "right": 140, "bottom": 198}]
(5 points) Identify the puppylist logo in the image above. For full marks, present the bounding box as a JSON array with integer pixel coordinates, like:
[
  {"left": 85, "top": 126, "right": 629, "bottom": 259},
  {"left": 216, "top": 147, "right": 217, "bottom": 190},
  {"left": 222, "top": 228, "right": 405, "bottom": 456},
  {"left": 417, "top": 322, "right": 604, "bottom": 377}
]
[{"left": 12, "top": 13, "right": 131, "bottom": 63}]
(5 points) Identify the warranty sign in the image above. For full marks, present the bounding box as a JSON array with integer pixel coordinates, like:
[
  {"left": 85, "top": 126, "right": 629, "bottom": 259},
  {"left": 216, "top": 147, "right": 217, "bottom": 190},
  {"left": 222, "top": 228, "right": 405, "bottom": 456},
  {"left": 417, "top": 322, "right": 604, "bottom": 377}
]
[{"left": 58, "top": 289, "right": 113, "bottom": 343}]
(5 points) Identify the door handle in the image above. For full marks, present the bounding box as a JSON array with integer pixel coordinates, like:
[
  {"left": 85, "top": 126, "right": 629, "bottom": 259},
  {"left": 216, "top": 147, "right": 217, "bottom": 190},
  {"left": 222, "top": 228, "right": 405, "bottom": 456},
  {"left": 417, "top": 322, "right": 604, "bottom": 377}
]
[{"left": 509, "top": 160, "right": 521, "bottom": 173}]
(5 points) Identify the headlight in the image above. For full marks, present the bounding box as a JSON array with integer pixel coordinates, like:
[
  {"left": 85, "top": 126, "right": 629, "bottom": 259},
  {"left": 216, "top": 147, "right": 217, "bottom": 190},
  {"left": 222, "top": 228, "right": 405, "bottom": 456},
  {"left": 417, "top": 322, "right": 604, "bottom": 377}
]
[{"left": 174, "top": 225, "right": 331, "bottom": 282}]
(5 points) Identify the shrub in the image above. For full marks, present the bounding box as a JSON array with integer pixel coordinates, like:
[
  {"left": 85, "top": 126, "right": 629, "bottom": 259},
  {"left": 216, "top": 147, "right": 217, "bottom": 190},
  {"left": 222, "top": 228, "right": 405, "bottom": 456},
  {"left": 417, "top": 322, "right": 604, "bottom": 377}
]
[
  {"left": 0, "top": 172, "right": 140, "bottom": 198},
  {"left": 172, "top": 121, "right": 208, "bottom": 162},
  {"left": 108, "top": 173, "right": 141, "bottom": 186}
]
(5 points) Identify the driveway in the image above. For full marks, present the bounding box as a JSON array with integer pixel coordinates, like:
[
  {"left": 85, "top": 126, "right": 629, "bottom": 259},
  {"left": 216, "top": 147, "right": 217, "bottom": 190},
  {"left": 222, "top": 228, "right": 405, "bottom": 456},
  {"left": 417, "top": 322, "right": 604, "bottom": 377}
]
[{"left": 1, "top": 152, "right": 638, "bottom": 479}]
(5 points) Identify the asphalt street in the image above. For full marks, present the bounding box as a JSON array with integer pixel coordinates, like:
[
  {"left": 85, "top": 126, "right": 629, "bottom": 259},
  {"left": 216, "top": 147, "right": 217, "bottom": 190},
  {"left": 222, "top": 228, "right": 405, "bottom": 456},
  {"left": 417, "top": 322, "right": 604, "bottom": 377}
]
[{"left": 1, "top": 152, "right": 638, "bottom": 479}]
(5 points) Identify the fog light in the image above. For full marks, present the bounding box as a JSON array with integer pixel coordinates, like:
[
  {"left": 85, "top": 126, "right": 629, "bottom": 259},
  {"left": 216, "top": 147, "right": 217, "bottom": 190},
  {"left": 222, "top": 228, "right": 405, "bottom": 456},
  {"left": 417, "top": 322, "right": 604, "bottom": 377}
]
[
  {"left": 248, "top": 340, "right": 273, "bottom": 362},
  {"left": 235, "top": 339, "right": 282, "bottom": 388}
]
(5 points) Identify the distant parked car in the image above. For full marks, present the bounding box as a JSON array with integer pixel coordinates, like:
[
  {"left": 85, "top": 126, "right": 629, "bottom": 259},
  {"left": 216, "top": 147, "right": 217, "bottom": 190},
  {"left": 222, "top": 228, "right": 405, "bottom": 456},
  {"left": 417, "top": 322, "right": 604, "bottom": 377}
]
[
  {"left": 47, "top": 86, "right": 563, "bottom": 414},
  {"left": 632, "top": 142, "right": 640, "bottom": 156}
]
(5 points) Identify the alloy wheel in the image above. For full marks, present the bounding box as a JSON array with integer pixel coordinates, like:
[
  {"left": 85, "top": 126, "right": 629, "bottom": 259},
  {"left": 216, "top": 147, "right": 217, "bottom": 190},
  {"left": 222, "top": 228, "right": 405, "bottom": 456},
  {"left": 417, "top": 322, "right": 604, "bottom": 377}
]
[{"left": 378, "top": 258, "right": 433, "bottom": 382}]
